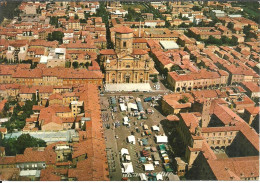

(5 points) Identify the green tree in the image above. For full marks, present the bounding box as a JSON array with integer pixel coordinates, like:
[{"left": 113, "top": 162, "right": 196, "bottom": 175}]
[
  {"left": 163, "top": 68, "right": 169, "bottom": 76},
  {"left": 0, "top": 134, "right": 46, "bottom": 155},
  {"left": 72, "top": 61, "right": 79, "bottom": 69},
  {"left": 16, "top": 134, "right": 46, "bottom": 154},
  {"left": 65, "top": 61, "right": 71, "bottom": 68},
  {"left": 178, "top": 96, "right": 189, "bottom": 103},
  {"left": 74, "top": 14, "right": 79, "bottom": 20},
  {"left": 85, "top": 62, "right": 90, "bottom": 69},
  {"left": 192, "top": 6, "right": 202, "bottom": 11},
  {"left": 170, "top": 65, "right": 181, "bottom": 71},
  {"left": 49, "top": 16, "right": 59, "bottom": 28},
  {"left": 84, "top": 12, "right": 90, "bottom": 19},
  {"left": 47, "top": 31, "right": 64, "bottom": 44}
]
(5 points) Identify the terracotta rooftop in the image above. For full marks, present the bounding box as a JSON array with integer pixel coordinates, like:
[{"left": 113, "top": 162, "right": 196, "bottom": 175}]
[
  {"left": 241, "top": 82, "right": 259, "bottom": 93},
  {"left": 180, "top": 113, "right": 199, "bottom": 134},
  {"left": 208, "top": 156, "right": 259, "bottom": 181},
  {"left": 114, "top": 26, "right": 133, "bottom": 34},
  {"left": 245, "top": 106, "right": 260, "bottom": 115}
]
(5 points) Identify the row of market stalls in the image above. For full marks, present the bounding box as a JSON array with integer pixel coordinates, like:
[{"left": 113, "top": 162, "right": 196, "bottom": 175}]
[
  {"left": 121, "top": 148, "right": 134, "bottom": 174},
  {"left": 140, "top": 173, "right": 163, "bottom": 181}
]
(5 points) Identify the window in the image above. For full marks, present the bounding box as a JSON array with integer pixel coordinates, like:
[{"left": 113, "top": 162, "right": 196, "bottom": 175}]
[{"left": 123, "top": 41, "right": 127, "bottom": 47}]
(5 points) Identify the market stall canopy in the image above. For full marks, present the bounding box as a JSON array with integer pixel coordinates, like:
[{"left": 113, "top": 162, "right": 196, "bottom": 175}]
[
  {"left": 140, "top": 157, "right": 147, "bottom": 163},
  {"left": 156, "top": 136, "right": 168, "bottom": 143},
  {"left": 154, "top": 161, "right": 160, "bottom": 165},
  {"left": 128, "top": 135, "right": 136, "bottom": 144},
  {"left": 120, "top": 103, "right": 127, "bottom": 111},
  {"left": 125, "top": 155, "right": 131, "bottom": 161},
  {"left": 128, "top": 103, "right": 138, "bottom": 110},
  {"left": 151, "top": 147, "right": 157, "bottom": 152},
  {"left": 140, "top": 173, "right": 147, "bottom": 181},
  {"left": 143, "top": 124, "right": 149, "bottom": 130},
  {"left": 121, "top": 148, "right": 129, "bottom": 156},
  {"left": 152, "top": 152, "right": 160, "bottom": 161},
  {"left": 152, "top": 125, "right": 160, "bottom": 131},
  {"left": 122, "top": 162, "right": 134, "bottom": 173},
  {"left": 144, "top": 164, "right": 155, "bottom": 171},
  {"left": 142, "top": 138, "right": 148, "bottom": 145},
  {"left": 156, "top": 173, "right": 163, "bottom": 181}
]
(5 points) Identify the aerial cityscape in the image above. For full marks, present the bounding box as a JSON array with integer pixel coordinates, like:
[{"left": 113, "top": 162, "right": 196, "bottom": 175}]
[{"left": 0, "top": 0, "right": 259, "bottom": 181}]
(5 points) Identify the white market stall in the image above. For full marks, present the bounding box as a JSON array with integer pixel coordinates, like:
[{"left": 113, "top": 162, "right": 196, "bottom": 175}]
[
  {"left": 155, "top": 136, "right": 168, "bottom": 143},
  {"left": 156, "top": 173, "right": 163, "bottom": 181},
  {"left": 144, "top": 164, "right": 154, "bottom": 171},
  {"left": 140, "top": 173, "right": 147, "bottom": 181},
  {"left": 127, "top": 135, "right": 136, "bottom": 144},
  {"left": 152, "top": 125, "right": 160, "bottom": 131},
  {"left": 120, "top": 103, "right": 127, "bottom": 112},
  {"left": 122, "top": 162, "right": 134, "bottom": 173},
  {"left": 127, "top": 103, "right": 138, "bottom": 111},
  {"left": 123, "top": 116, "right": 129, "bottom": 126},
  {"left": 121, "top": 148, "right": 129, "bottom": 156},
  {"left": 125, "top": 155, "right": 131, "bottom": 161},
  {"left": 143, "top": 124, "right": 149, "bottom": 130}
]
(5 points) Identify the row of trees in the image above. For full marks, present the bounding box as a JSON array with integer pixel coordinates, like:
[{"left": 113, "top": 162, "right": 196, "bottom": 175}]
[
  {"left": 0, "top": 2, "right": 21, "bottom": 23},
  {"left": 203, "top": 35, "right": 238, "bottom": 46},
  {"left": 68, "top": 61, "right": 92, "bottom": 69},
  {"left": 2, "top": 96, "right": 37, "bottom": 133},
  {"left": 125, "top": 7, "right": 143, "bottom": 22},
  {"left": 47, "top": 31, "right": 64, "bottom": 44},
  {"left": 0, "top": 134, "right": 46, "bottom": 156}
]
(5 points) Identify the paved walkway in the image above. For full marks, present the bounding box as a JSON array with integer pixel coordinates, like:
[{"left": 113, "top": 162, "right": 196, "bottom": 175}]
[{"left": 105, "top": 83, "right": 152, "bottom": 92}]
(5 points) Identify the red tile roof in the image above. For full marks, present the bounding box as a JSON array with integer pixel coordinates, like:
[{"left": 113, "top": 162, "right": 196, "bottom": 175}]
[
  {"left": 208, "top": 156, "right": 259, "bottom": 180},
  {"left": 114, "top": 26, "right": 133, "bottom": 34},
  {"left": 99, "top": 49, "right": 116, "bottom": 55},
  {"left": 180, "top": 113, "right": 199, "bottom": 134},
  {"left": 245, "top": 106, "right": 260, "bottom": 115},
  {"left": 242, "top": 82, "right": 259, "bottom": 93}
]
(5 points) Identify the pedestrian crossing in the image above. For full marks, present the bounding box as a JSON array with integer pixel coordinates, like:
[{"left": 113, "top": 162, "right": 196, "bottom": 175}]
[{"left": 122, "top": 172, "right": 174, "bottom": 178}]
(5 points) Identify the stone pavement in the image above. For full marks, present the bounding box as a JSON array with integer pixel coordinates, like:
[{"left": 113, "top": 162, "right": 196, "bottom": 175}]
[{"left": 105, "top": 83, "right": 152, "bottom": 92}]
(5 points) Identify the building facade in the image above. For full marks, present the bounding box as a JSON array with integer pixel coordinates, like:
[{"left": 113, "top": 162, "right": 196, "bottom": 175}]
[{"left": 100, "top": 26, "right": 154, "bottom": 84}]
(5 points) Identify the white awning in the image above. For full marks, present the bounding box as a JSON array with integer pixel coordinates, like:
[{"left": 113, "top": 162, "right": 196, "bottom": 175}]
[
  {"left": 121, "top": 148, "right": 129, "bottom": 156},
  {"left": 128, "top": 135, "right": 136, "bottom": 144},
  {"left": 143, "top": 124, "right": 148, "bottom": 130},
  {"left": 140, "top": 173, "right": 147, "bottom": 181},
  {"left": 128, "top": 103, "right": 138, "bottom": 110},
  {"left": 156, "top": 173, "right": 163, "bottom": 181},
  {"left": 144, "top": 164, "right": 154, "bottom": 171},
  {"left": 120, "top": 103, "right": 127, "bottom": 111},
  {"left": 156, "top": 136, "right": 168, "bottom": 143},
  {"left": 122, "top": 162, "right": 134, "bottom": 173},
  {"left": 152, "top": 125, "right": 160, "bottom": 131},
  {"left": 123, "top": 116, "right": 129, "bottom": 123},
  {"left": 154, "top": 161, "right": 160, "bottom": 165},
  {"left": 125, "top": 155, "right": 131, "bottom": 161}
]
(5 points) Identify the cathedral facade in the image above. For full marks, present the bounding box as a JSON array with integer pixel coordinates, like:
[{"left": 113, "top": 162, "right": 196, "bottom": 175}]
[{"left": 99, "top": 26, "right": 154, "bottom": 84}]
